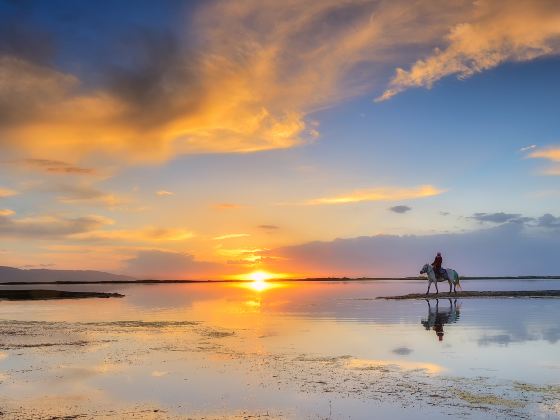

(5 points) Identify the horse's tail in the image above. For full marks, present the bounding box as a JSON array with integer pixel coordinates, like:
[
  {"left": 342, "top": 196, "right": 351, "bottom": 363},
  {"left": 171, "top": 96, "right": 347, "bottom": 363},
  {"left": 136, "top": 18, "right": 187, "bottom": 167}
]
[{"left": 454, "top": 271, "right": 462, "bottom": 290}]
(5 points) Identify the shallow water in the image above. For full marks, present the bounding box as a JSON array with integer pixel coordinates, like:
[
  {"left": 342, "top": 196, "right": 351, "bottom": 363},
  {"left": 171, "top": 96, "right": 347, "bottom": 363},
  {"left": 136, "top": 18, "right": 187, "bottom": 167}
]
[{"left": 0, "top": 279, "right": 559, "bottom": 418}]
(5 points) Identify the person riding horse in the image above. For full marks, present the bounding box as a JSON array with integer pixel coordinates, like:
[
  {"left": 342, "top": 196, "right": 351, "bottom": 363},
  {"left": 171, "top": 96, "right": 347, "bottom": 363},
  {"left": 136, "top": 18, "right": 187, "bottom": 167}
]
[{"left": 432, "top": 252, "right": 443, "bottom": 280}]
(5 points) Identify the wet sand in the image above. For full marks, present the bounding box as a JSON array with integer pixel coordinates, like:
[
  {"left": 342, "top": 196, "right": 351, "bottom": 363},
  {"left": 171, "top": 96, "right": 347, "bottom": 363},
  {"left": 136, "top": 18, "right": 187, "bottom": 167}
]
[
  {"left": 0, "top": 316, "right": 559, "bottom": 418},
  {"left": 379, "top": 290, "right": 560, "bottom": 300}
]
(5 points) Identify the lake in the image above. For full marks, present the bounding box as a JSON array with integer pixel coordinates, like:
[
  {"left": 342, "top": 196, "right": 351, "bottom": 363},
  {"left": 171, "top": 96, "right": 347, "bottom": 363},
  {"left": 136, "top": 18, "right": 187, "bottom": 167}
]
[{"left": 1, "top": 279, "right": 559, "bottom": 418}]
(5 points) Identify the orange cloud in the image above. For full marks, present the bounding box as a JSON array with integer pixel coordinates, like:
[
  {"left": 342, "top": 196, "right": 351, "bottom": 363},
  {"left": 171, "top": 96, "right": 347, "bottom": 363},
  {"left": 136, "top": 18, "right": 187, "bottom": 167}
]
[
  {"left": 70, "top": 227, "right": 194, "bottom": 243},
  {"left": 213, "top": 203, "right": 243, "bottom": 210},
  {"left": 541, "top": 167, "right": 560, "bottom": 176},
  {"left": 0, "top": 187, "right": 17, "bottom": 198},
  {"left": 2, "top": 1, "right": 558, "bottom": 164},
  {"left": 378, "top": 0, "right": 560, "bottom": 101},
  {"left": 7, "top": 159, "right": 96, "bottom": 175},
  {"left": 528, "top": 147, "right": 560, "bottom": 176},
  {"left": 306, "top": 185, "right": 444, "bottom": 205},
  {"left": 529, "top": 147, "right": 560, "bottom": 162},
  {"left": 213, "top": 233, "right": 250, "bottom": 240},
  {"left": 156, "top": 190, "right": 174, "bottom": 196},
  {"left": 0, "top": 1, "right": 462, "bottom": 163}
]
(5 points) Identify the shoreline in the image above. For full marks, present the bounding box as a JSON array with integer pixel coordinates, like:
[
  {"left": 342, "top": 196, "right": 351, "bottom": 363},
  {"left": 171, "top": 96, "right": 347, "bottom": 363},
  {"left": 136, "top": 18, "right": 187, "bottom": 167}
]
[{"left": 1, "top": 276, "right": 560, "bottom": 285}]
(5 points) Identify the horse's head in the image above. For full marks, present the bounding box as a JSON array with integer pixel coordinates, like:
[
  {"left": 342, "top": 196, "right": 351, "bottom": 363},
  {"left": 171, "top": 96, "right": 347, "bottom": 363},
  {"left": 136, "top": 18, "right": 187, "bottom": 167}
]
[{"left": 420, "top": 264, "right": 430, "bottom": 275}]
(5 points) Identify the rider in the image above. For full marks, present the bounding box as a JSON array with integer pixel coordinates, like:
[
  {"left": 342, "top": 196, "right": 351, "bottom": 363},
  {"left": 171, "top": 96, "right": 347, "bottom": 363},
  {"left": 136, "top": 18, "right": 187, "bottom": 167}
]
[{"left": 432, "top": 252, "right": 443, "bottom": 279}]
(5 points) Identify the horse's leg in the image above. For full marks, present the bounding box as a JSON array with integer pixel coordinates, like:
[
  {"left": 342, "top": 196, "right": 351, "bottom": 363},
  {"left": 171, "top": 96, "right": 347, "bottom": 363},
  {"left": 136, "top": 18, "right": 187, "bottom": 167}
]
[
  {"left": 435, "top": 280, "right": 439, "bottom": 294},
  {"left": 454, "top": 272, "right": 458, "bottom": 293},
  {"left": 448, "top": 280, "right": 452, "bottom": 294},
  {"left": 426, "top": 281, "right": 431, "bottom": 295}
]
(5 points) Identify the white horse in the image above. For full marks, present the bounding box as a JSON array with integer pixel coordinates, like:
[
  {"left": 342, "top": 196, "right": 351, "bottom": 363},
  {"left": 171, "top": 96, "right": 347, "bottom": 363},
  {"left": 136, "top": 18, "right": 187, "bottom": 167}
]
[{"left": 420, "top": 264, "right": 462, "bottom": 295}]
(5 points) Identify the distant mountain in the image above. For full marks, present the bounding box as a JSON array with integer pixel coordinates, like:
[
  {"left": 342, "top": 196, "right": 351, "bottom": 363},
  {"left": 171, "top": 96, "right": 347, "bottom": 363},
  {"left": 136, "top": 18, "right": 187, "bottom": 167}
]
[{"left": 0, "top": 266, "right": 135, "bottom": 283}]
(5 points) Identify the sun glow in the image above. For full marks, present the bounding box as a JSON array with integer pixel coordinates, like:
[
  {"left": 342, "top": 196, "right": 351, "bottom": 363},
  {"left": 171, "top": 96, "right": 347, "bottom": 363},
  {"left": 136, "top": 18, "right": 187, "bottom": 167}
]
[
  {"left": 231, "top": 270, "right": 285, "bottom": 292},
  {"left": 248, "top": 271, "right": 273, "bottom": 282},
  {"left": 247, "top": 271, "right": 272, "bottom": 292}
]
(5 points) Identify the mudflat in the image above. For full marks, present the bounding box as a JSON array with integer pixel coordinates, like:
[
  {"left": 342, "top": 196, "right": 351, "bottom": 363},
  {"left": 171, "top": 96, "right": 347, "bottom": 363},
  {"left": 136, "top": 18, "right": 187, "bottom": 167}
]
[
  {"left": 378, "top": 290, "right": 560, "bottom": 299},
  {"left": 0, "top": 289, "right": 124, "bottom": 300}
]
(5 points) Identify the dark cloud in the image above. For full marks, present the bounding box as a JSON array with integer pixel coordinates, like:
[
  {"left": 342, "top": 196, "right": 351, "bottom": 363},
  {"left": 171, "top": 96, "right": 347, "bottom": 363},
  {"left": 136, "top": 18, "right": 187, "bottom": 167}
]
[
  {"left": 470, "top": 212, "right": 532, "bottom": 224},
  {"left": 389, "top": 205, "right": 411, "bottom": 214},
  {"left": 470, "top": 212, "right": 560, "bottom": 228},
  {"left": 440, "top": 211, "right": 450, "bottom": 216},
  {"left": 392, "top": 347, "right": 413, "bottom": 355},
  {"left": 51, "top": 184, "right": 109, "bottom": 201},
  {"left": 258, "top": 224, "right": 280, "bottom": 230},
  {"left": 46, "top": 167, "right": 94, "bottom": 174},
  {"left": 537, "top": 214, "right": 560, "bottom": 229},
  {"left": 261, "top": 220, "right": 560, "bottom": 277},
  {"left": 123, "top": 250, "right": 225, "bottom": 280},
  {"left": 0, "top": 213, "right": 109, "bottom": 239},
  {"left": 8, "top": 159, "right": 95, "bottom": 175},
  {"left": 30, "top": 184, "right": 119, "bottom": 206},
  {"left": 478, "top": 334, "right": 518, "bottom": 346},
  {"left": 0, "top": 19, "right": 55, "bottom": 65},
  {"left": 103, "top": 27, "right": 197, "bottom": 126}
]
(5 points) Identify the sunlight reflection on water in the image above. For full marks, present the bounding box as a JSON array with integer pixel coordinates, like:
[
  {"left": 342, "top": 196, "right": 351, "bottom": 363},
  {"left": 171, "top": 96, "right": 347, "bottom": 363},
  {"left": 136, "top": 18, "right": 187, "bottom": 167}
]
[{"left": 0, "top": 279, "right": 559, "bottom": 418}]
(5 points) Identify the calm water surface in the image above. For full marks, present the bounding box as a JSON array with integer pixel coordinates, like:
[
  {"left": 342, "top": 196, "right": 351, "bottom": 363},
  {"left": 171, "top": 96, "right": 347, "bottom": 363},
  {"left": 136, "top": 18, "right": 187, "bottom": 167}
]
[{"left": 1, "top": 279, "right": 559, "bottom": 418}]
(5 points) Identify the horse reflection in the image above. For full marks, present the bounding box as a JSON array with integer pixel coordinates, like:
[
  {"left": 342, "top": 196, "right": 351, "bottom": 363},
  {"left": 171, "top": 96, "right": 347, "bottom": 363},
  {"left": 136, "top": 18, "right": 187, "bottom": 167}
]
[{"left": 421, "top": 299, "right": 461, "bottom": 341}]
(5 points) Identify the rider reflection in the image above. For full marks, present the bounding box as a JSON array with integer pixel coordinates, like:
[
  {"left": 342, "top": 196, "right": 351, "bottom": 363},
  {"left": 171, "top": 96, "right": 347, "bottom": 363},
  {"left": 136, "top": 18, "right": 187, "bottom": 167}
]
[{"left": 421, "top": 299, "right": 461, "bottom": 341}]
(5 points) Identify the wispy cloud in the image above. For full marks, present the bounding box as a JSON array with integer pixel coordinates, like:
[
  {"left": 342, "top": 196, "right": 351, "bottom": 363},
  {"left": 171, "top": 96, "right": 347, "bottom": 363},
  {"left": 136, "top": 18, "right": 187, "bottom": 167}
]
[
  {"left": 71, "top": 227, "right": 194, "bottom": 243},
  {"left": 50, "top": 184, "right": 123, "bottom": 207},
  {"left": 519, "top": 145, "right": 536, "bottom": 152},
  {"left": 258, "top": 225, "right": 280, "bottom": 230},
  {"left": 0, "top": 213, "right": 112, "bottom": 239},
  {"left": 0, "top": 209, "right": 15, "bottom": 216},
  {"left": 470, "top": 212, "right": 529, "bottom": 224},
  {"left": 7, "top": 159, "right": 95, "bottom": 175},
  {"left": 156, "top": 190, "right": 174, "bottom": 196},
  {"left": 528, "top": 146, "right": 560, "bottom": 175},
  {"left": 0, "top": 187, "right": 18, "bottom": 198},
  {"left": 213, "top": 233, "right": 250, "bottom": 240},
  {"left": 529, "top": 147, "right": 560, "bottom": 162},
  {"left": 540, "top": 167, "right": 560, "bottom": 176},
  {"left": 306, "top": 185, "right": 444, "bottom": 205},
  {"left": 213, "top": 203, "right": 243, "bottom": 210}
]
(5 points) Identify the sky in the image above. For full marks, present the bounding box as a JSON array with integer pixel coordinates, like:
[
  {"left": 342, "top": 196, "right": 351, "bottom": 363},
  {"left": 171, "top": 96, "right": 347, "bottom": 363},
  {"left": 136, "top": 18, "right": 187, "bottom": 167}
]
[{"left": 1, "top": 0, "right": 560, "bottom": 278}]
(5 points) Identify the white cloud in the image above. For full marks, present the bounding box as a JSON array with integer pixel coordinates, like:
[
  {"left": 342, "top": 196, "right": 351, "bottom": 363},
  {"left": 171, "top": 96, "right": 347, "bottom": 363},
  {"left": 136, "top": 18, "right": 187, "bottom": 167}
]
[{"left": 519, "top": 145, "right": 536, "bottom": 152}]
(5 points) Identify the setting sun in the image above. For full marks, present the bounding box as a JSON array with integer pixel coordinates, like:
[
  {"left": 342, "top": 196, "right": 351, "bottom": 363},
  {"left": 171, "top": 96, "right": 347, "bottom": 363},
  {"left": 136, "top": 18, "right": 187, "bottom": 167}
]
[{"left": 248, "top": 271, "right": 273, "bottom": 282}]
